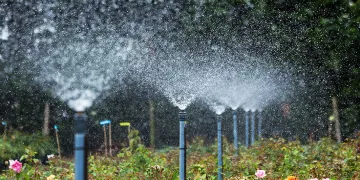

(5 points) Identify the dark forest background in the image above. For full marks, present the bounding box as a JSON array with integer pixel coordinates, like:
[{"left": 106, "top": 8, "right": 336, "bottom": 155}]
[{"left": 0, "top": 0, "right": 359, "bottom": 155}]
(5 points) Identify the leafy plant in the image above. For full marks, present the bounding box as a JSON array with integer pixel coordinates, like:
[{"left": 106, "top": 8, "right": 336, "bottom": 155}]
[
  {"left": 0, "top": 131, "right": 56, "bottom": 164},
  {"left": 1, "top": 131, "right": 359, "bottom": 179}
]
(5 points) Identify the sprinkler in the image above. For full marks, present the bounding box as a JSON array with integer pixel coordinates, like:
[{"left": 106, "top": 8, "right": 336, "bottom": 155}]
[
  {"left": 258, "top": 110, "right": 262, "bottom": 138},
  {"left": 217, "top": 115, "right": 223, "bottom": 180},
  {"left": 233, "top": 110, "right": 238, "bottom": 154},
  {"left": 179, "top": 110, "right": 186, "bottom": 180},
  {"left": 245, "top": 110, "right": 249, "bottom": 148},
  {"left": 251, "top": 110, "right": 255, "bottom": 146},
  {"left": 74, "top": 112, "right": 88, "bottom": 180}
]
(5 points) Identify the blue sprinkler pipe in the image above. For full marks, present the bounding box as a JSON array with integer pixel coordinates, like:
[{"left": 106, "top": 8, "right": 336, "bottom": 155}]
[
  {"left": 233, "top": 111, "right": 238, "bottom": 154},
  {"left": 245, "top": 111, "right": 249, "bottom": 148},
  {"left": 74, "top": 112, "right": 88, "bottom": 180},
  {"left": 251, "top": 111, "right": 256, "bottom": 146},
  {"left": 258, "top": 110, "right": 262, "bottom": 138},
  {"left": 217, "top": 115, "right": 223, "bottom": 180},
  {"left": 179, "top": 110, "right": 186, "bottom": 180}
]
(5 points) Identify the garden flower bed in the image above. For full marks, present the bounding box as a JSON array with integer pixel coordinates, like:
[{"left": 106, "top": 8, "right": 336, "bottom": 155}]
[{"left": 1, "top": 132, "right": 359, "bottom": 179}]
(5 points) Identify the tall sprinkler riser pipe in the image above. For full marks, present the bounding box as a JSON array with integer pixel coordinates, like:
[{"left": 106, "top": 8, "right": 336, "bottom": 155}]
[
  {"left": 258, "top": 111, "right": 262, "bottom": 138},
  {"left": 179, "top": 110, "right": 186, "bottom": 180},
  {"left": 74, "top": 112, "right": 88, "bottom": 180},
  {"left": 217, "top": 115, "right": 223, "bottom": 180},
  {"left": 245, "top": 111, "right": 249, "bottom": 148},
  {"left": 233, "top": 111, "right": 238, "bottom": 152},
  {"left": 251, "top": 111, "right": 255, "bottom": 146}
]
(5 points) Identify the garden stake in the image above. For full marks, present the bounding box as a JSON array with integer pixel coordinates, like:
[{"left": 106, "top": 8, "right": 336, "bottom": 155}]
[
  {"left": 54, "top": 125, "right": 61, "bottom": 159},
  {"left": 103, "top": 125, "right": 108, "bottom": 158},
  {"left": 128, "top": 125, "right": 131, "bottom": 146},
  {"left": 120, "top": 122, "right": 131, "bottom": 147},
  {"left": 2, "top": 121, "right": 6, "bottom": 140},
  {"left": 109, "top": 123, "right": 112, "bottom": 156}
]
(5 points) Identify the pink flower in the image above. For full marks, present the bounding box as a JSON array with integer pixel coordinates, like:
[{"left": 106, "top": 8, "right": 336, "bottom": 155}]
[
  {"left": 9, "top": 160, "right": 22, "bottom": 173},
  {"left": 255, "top": 170, "right": 266, "bottom": 178}
]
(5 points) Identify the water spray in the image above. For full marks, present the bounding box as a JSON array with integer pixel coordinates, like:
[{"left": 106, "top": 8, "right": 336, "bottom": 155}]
[
  {"left": 217, "top": 114, "right": 223, "bottom": 180},
  {"left": 233, "top": 110, "right": 238, "bottom": 154},
  {"left": 251, "top": 110, "right": 256, "bottom": 146},
  {"left": 245, "top": 110, "right": 249, "bottom": 148},
  {"left": 179, "top": 110, "right": 186, "bottom": 180},
  {"left": 74, "top": 112, "right": 88, "bottom": 180}
]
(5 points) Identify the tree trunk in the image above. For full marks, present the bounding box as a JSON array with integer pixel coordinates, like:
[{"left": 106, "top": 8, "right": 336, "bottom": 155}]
[
  {"left": 149, "top": 99, "right": 155, "bottom": 148},
  {"left": 332, "top": 96, "right": 341, "bottom": 143},
  {"left": 43, "top": 102, "right": 50, "bottom": 135}
]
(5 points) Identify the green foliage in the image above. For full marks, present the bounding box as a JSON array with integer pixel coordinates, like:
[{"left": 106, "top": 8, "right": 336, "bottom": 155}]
[
  {"left": 1, "top": 148, "right": 43, "bottom": 180},
  {"left": 230, "top": 137, "right": 360, "bottom": 179},
  {"left": 1, "top": 133, "right": 359, "bottom": 179},
  {"left": 0, "top": 131, "right": 56, "bottom": 163},
  {"left": 0, "top": 139, "right": 12, "bottom": 163}
]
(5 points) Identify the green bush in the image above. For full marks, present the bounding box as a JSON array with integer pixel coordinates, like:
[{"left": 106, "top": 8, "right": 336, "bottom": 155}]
[
  {"left": 1, "top": 130, "right": 359, "bottom": 179},
  {"left": 0, "top": 131, "right": 56, "bottom": 163}
]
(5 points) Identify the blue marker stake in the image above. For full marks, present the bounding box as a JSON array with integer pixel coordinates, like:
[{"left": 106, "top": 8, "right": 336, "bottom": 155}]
[
  {"left": 217, "top": 115, "right": 223, "bottom": 180},
  {"left": 74, "top": 112, "right": 87, "bottom": 180},
  {"left": 100, "top": 120, "right": 111, "bottom": 125},
  {"left": 54, "top": 124, "right": 61, "bottom": 158},
  {"left": 2, "top": 121, "right": 7, "bottom": 140},
  {"left": 54, "top": 125, "right": 59, "bottom": 132},
  {"left": 179, "top": 110, "right": 186, "bottom": 180}
]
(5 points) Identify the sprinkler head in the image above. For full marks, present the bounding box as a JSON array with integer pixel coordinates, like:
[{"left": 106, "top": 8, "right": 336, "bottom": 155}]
[
  {"left": 217, "top": 114, "right": 222, "bottom": 121},
  {"left": 74, "top": 112, "right": 87, "bottom": 134},
  {"left": 179, "top": 110, "right": 186, "bottom": 120}
]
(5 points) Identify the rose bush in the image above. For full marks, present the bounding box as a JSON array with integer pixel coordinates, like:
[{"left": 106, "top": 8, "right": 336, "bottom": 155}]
[
  {"left": 8, "top": 160, "right": 22, "bottom": 173},
  {"left": 0, "top": 131, "right": 359, "bottom": 179}
]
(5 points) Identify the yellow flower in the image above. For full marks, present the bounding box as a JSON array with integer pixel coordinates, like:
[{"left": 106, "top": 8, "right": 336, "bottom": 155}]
[
  {"left": 47, "top": 175, "right": 56, "bottom": 180},
  {"left": 286, "top": 176, "right": 299, "bottom": 180}
]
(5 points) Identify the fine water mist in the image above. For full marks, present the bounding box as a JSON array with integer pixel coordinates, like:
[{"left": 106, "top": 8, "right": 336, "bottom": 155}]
[
  {"left": 35, "top": 38, "right": 288, "bottom": 112},
  {"left": 31, "top": 12, "right": 289, "bottom": 113},
  {"left": 35, "top": 35, "right": 145, "bottom": 111}
]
